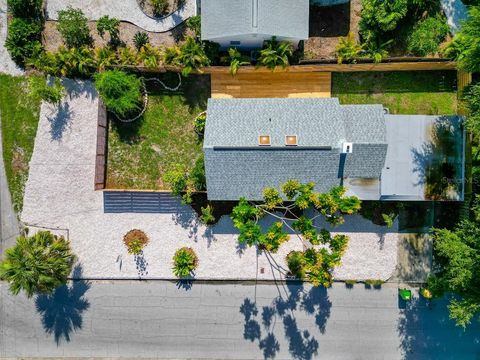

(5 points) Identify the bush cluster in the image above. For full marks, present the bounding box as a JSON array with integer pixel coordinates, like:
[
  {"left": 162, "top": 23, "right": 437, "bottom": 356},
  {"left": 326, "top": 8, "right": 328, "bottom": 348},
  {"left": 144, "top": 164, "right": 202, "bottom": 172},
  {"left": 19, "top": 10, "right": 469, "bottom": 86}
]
[
  {"left": 172, "top": 247, "right": 198, "bottom": 278},
  {"left": 163, "top": 156, "right": 206, "bottom": 204},
  {"left": 407, "top": 16, "right": 449, "bottom": 56}
]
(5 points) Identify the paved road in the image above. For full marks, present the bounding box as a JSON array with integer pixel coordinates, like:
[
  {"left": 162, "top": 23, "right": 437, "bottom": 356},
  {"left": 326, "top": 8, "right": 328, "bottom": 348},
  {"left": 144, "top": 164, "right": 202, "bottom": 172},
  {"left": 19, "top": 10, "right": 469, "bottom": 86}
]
[{"left": 1, "top": 278, "right": 479, "bottom": 359}]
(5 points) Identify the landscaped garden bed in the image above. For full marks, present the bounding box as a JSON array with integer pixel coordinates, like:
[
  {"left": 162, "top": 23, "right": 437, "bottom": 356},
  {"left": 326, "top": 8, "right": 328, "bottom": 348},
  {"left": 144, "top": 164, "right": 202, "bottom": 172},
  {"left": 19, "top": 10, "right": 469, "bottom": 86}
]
[
  {"left": 105, "top": 72, "right": 209, "bottom": 190},
  {"left": 332, "top": 70, "right": 458, "bottom": 114}
]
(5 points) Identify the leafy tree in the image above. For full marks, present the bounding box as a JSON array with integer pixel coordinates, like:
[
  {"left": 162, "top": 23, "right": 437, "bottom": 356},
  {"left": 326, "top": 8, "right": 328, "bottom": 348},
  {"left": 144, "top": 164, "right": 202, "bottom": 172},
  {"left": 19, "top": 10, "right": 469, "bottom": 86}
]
[
  {"left": 360, "top": 0, "right": 408, "bottom": 33},
  {"left": 57, "top": 7, "right": 92, "bottom": 49},
  {"left": 7, "top": 0, "right": 43, "bottom": 18},
  {"left": 5, "top": 18, "right": 42, "bottom": 64},
  {"left": 94, "top": 70, "right": 142, "bottom": 117},
  {"left": 427, "top": 220, "right": 480, "bottom": 328},
  {"left": 172, "top": 247, "right": 198, "bottom": 278},
  {"left": 226, "top": 47, "right": 250, "bottom": 75},
  {"left": 186, "top": 15, "right": 201, "bottom": 37},
  {"left": 462, "top": 83, "right": 480, "bottom": 140},
  {"left": 230, "top": 182, "right": 361, "bottom": 286},
  {"left": 0, "top": 231, "right": 76, "bottom": 297},
  {"left": 257, "top": 37, "right": 293, "bottom": 70},
  {"left": 29, "top": 76, "right": 65, "bottom": 105},
  {"left": 446, "top": 6, "right": 480, "bottom": 73},
  {"left": 336, "top": 32, "right": 363, "bottom": 64},
  {"left": 96, "top": 15, "right": 121, "bottom": 47},
  {"left": 133, "top": 32, "right": 149, "bottom": 51},
  {"left": 407, "top": 16, "right": 449, "bottom": 56}
]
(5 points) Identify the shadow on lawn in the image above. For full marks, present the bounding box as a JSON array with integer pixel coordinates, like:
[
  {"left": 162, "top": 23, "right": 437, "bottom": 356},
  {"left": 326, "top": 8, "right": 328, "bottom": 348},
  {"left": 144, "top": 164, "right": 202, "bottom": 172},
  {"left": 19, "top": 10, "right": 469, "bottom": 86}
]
[
  {"left": 240, "top": 282, "right": 331, "bottom": 359},
  {"left": 35, "top": 265, "right": 90, "bottom": 345}
]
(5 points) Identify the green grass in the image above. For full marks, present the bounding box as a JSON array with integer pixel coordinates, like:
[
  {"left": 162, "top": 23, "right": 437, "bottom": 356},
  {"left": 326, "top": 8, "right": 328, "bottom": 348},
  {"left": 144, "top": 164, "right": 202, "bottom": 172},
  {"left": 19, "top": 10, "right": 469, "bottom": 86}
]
[
  {"left": 0, "top": 75, "right": 42, "bottom": 213},
  {"left": 332, "top": 71, "right": 458, "bottom": 115},
  {"left": 106, "top": 73, "right": 209, "bottom": 190}
]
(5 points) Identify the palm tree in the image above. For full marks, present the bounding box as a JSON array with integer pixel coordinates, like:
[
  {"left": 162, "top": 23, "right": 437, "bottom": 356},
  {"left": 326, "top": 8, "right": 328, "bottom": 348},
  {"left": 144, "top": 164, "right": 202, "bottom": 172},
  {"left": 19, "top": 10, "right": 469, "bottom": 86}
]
[
  {"left": 227, "top": 48, "right": 250, "bottom": 76},
  {"left": 176, "top": 36, "right": 210, "bottom": 76},
  {"left": 0, "top": 231, "right": 76, "bottom": 298},
  {"left": 257, "top": 36, "right": 293, "bottom": 70}
]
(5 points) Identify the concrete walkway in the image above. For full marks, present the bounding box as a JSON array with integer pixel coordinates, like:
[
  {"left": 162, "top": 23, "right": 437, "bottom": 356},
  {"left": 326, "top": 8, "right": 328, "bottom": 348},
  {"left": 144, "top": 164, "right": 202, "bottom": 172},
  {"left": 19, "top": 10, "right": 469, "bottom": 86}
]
[
  {"left": 0, "top": 114, "right": 20, "bottom": 258},
  {"left": 0, "top": 0, "right": 23, "bottom": 75},
  {"left": 46, "top": 0, "right": 196, "bottom": 33},
  {"left": 1, "top": 280, "right": 479, "bottom": 359}
]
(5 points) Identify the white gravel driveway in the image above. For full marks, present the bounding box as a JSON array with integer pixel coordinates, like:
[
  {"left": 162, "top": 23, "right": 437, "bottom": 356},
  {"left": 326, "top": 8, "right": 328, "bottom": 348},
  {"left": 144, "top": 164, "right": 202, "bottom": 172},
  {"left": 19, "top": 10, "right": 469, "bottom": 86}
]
[
  {"left": 46, "top": 0, "right": 196, "bottom": 33},
  {"left": 21, "top": 79, "right": 398, "bottom": 281}
]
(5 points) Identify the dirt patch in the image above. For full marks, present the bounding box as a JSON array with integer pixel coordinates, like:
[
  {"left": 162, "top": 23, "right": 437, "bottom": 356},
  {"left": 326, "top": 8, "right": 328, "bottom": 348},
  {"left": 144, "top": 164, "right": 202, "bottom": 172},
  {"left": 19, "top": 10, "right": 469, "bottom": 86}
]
[
  {"left": 304, "top": 0, "right": 362, "bottom": 60},
  {"left": 43, "top": 20, "right": 188, "bottom": 52},
  {"left": 11, "top": 146, "right": 27, "bottom": 174}
]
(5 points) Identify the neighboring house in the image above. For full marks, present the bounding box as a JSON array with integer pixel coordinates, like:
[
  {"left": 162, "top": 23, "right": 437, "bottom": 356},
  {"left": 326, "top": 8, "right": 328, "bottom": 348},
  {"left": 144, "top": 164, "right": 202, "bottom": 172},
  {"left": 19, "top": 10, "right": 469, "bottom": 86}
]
[
  {"left": 201, "top": 0, "right": 309, "bottom": 49},
  {"left": 203, "top": 98, "right": 465, "bottom": 201}
]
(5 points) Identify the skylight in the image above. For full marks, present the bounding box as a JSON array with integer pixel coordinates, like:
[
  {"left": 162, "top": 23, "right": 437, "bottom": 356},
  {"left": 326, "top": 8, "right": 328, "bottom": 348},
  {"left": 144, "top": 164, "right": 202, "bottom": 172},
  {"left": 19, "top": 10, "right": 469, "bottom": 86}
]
[
  {"left": 259, "top": 135, "right": 271, "bottom": 146},
  {"left": 285, "top": 135, "right": 298, "bottom": 146}
]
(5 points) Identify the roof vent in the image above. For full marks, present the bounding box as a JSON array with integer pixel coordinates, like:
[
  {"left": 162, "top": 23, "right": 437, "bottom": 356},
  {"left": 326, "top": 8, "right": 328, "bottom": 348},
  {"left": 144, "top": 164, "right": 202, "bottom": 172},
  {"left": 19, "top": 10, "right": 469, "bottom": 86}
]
[
  {"left": 285, "top": 135, "right": 298, "bottom": 146},
  {"left": 342, "top": 142, "right": 353, "bottom": 154},
  {"left": 259, "top": 135, "right": 271, "bottom": 146}
]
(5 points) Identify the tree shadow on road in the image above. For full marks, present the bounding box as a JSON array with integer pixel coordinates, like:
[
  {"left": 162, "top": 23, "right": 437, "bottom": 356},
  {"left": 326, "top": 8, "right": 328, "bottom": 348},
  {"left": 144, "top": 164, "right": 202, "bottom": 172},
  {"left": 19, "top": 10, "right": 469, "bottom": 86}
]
[
  {"left": 398, "top": 295, "right": 480, "bottom": 359},
  {"left": 240, "top": 282, "right": 331, "bottom": 359},
  {"left": 35, "top": 265, "right": 91, "bottom": 345}
]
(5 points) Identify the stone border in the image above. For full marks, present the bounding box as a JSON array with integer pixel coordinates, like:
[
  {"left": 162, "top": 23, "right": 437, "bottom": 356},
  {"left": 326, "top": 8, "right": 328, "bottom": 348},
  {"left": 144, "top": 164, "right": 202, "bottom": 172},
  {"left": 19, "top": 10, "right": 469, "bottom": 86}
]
[{"left": 94, "top": 100, "right": 107, "bottom": 190}]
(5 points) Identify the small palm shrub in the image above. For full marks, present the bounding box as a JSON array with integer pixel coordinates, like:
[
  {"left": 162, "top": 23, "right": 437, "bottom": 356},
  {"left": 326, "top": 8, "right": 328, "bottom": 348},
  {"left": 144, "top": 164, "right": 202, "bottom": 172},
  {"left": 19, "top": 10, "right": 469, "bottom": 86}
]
[
  {"left": 407, "top": 16, "right": 449, "bottom": 56},
  {"left": 117, "top": 46, "right": 140, "bottom": 65},
  {"left": 94, "top": 70, "right": 142, "bottom": 118},
  {"left": 0, "top": 231, "right": 76, "bottom": 297},
  {"left": 172, "top": 247, "right": 198, "bottom": 278},
  {"left": 336, "top": 32, "right": 363, "bottom": 64},
  {"left": 200, "top": 205, "right": 215, "bottom": 225},
  {"left": 7, "top": 0, "right": 43, "bottom": 17},
  {"left": 258, "top": 36, "right": 293, "bottom": 70},
  {"left": 166, "top": 36, "right": 210, "bottom": 76},
  {"left": 95, "top": 46, "right": 118, "bottom": 70},
  {"left": 57, "top": 7, "right": 92, "bottom": 49},
  {"left": 123, "top": 229, "right": 149, "bottom": 255},
  {"left": 5, "top": 18, "right": 43, "bottom": 64},
  {"left": 151, "top": 0, "right": 169, "bottom": 16},
  {"left": 29, "top": 76, "right": 65, "bottom": 105},
  {"left": 133, "top": 31, "right": 149, "bottom": 51},
  {"left": 227, "top": 47, "right": 250, "bottom": 75},
  {"left": 97, "top": 15, "right": 121, "bottom": 47},
  {"left": 137, "top": 43, "right": 162, "bottom": 68},
  {"left": 381, "top": 213, "right": 395, "bottom": 228}
]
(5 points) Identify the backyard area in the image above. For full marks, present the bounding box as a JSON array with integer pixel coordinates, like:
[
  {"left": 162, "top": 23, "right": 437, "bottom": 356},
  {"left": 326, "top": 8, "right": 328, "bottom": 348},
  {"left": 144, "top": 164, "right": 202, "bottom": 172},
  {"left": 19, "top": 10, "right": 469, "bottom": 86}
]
[
  {"left": 105, "top": 73, "right": 209, "bottom": 190},
  {"left": 332, "top": 71, "right": 458, "bottom": 114},
  {"left": 0, "top": 75, "right": 41, "bottom": 213}
]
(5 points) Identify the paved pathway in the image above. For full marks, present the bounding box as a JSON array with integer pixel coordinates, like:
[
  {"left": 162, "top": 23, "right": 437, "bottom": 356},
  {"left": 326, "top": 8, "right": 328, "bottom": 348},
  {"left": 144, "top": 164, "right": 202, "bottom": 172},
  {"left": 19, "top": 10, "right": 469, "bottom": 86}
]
[
  {"left": 46, "top": 0, "right": 196, "bottom": 33},
  {"left": 21, "top": 79, "right": 398, "bottom": 281},
  {"left": 1, "top": 280, "right": 479, "bottom": 359},
  {"left": 0, "top": 0, "right": 23, "bottom": 75}
]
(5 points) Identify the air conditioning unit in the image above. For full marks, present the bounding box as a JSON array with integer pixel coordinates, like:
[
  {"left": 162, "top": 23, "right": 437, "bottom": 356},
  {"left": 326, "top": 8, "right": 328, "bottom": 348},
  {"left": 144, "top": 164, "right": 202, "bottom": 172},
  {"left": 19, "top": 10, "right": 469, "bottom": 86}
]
[{"left": 342, "top": 142, "right": 353, "bottom": 154}]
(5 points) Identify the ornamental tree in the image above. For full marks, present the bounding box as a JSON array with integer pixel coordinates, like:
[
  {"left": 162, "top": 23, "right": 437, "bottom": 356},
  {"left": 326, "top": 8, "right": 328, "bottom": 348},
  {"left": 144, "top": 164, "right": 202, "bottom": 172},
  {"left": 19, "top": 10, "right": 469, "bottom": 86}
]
[{"left": 230, "top": 181, "right": 361, "bottom": 287}]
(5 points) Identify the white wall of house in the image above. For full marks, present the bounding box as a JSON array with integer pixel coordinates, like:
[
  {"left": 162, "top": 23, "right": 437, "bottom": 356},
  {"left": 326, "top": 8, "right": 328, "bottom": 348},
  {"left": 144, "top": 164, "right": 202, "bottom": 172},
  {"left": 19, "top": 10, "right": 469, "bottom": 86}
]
[{"left": 208, "top": 34, "right": 302, "bottom": 50}]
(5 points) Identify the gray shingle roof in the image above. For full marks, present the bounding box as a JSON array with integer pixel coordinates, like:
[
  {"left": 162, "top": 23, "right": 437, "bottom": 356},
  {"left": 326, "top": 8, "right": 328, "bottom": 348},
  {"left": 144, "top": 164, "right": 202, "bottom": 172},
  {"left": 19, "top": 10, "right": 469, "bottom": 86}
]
[
  {"left": 201, "top": 0, "right": 309, "bottom": 41},
  {"left": 204, "top": 98, "right": 388, "bottom": 200}
]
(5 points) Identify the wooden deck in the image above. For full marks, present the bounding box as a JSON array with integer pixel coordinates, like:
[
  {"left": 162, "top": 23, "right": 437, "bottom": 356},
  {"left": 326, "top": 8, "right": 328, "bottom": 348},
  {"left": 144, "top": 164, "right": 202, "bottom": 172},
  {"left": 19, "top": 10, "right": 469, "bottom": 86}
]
[{"left": 211, "top": 72, "right": 332, "bottom": 98}]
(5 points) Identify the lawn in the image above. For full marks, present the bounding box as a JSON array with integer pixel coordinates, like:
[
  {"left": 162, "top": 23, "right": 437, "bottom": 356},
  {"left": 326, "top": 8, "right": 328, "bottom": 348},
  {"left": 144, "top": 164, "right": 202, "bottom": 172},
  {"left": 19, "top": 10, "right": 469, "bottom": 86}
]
[
  {"left": 0, "top": 75, "right": 42, "bottom": 213},
  {"left": 332, "top": 71, "right": 458, "bottom": 115},
  {"left": 106, "top": 73, "right": 210, "bottom": 190}
]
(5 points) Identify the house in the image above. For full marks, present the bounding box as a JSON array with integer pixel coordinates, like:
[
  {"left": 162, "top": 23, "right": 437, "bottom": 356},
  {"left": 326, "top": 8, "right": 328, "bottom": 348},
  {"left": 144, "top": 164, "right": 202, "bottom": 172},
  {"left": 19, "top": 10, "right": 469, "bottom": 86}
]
[
  {"left": 200, "top": 0, "right": 309, "bottom": 49},
  {"left": 203, "top": 98, "right": 465, "bottom": 201}
]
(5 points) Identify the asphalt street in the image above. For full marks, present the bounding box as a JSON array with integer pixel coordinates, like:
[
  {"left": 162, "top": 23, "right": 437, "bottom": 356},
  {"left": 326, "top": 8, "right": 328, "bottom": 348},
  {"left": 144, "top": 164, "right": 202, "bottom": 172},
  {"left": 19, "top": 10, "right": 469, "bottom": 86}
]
[{"left": 1, "top": 279, "right": 479, "bottom": 359}]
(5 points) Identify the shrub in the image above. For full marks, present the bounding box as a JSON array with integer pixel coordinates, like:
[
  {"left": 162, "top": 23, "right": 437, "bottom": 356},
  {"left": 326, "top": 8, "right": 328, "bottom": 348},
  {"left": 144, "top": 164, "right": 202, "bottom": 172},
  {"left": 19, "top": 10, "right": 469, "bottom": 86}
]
[
  {"left": 96, "top": 15, "right": 121, "bottom": 47},
  {"left": 123, "top": 229, "right": 149, "bottom": 255},
  {"left": 137, "top": 43, "right": 162, "bottom": 68},
  {"left": 133, "top": 31, "right": 149, "bottom": 51},
  {"left": 190, "top": 156, "right": 206, "bottom": 191},
  {"left": 336, "top": 32, "right": 363, "bottom": 64},
  {"left": 382, "top": 213, "right": 395, "bottom": 228},
  {"left": 29, "top": 76, "right": 65, "bottom": 105},
  {"left": 451, "top": 6, "right": 480, "bottom": 73},
  {"left": 407, "top": 16, "right": 449, "bottom": 56},
  {"left": 226, "top": 47, "right": 250, "bottom": 75},
  {"left": 169, "top": 36, "right": 210, "bottom": 76},
  {"left": 345, "top": 279, "right": 357, "bottom": 286},
  {"left": 172, "top": 247, "right": 198, "bottom": 278},
  {"left": 462, "top": 84, "right": 480, "bottom": 138},
  {"left": 95, "top": 46, "right": 118, "bottom": 71},
  {"left": 163, "top": 164, "right": 188, "bottom": 195},
  {"left": 186, "top": 15, "right": 201, "bottom": 37},
  {"left": 258, "top": 36, "right": 293, "bottom": 70},
  {"left": 200, "top": 205, "right": 216, "bottom": 225},
  {"left": 57, "top": 7, "right": 92, "bottom": 49},
  {"left": 360, "top": 0, "right": 408, "bottom": 33},
  {"left": 94, "top": 70, "right": 142, "bottom": 117},
  {"left": 5, "top": 18, "right": 42, "bottom": 64},
  {"left": 420, "top": 288, "right": 433, "bottom": 299},
  {"left": 151, "top": 0, "right": 169, "bottom": 16},
  {"left": 0, "top": 231, "right": 76, "bottom": 297},
  {"left": 117, "top": 46, "right": 140, "bottom": 66},
  {"left": 7, "top": 0, "right": 43, "bottom": 18},
  {"left": 194, "top": 113, "right": 206, "bottom": 137}
]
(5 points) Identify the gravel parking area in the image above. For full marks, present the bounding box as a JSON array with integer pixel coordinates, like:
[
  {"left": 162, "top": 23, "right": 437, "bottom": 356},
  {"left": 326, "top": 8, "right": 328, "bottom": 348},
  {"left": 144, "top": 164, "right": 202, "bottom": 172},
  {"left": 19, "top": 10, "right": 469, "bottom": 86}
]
[
  {"left": 45, "top": 0, "right": 196, "bottom": 33},
  {"left": 21, "top": 80, "right": 398, "bottom": 281},
  {"left": 0, "top": 0, "right": 23, "bottom": 75}
]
